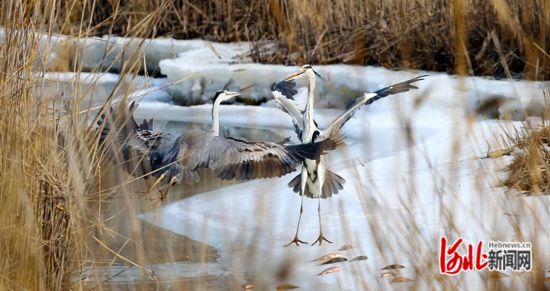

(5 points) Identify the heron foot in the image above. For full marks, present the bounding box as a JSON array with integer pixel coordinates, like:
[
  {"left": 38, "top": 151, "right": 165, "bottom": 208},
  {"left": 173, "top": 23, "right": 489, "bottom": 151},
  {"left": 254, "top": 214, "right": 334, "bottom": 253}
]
[
  {"left": 311, "top": 233, "right": 332, "bottom": 246},
  {"left": 284, "top": 235, "right": 308, "bottom": 247},
  {"left": 158, "top": 176, "right": 178, "bottom": 201}
]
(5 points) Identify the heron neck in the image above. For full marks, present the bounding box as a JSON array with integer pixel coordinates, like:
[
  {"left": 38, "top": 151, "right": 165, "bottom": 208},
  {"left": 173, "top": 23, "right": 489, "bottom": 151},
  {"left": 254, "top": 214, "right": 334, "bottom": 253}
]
[
  {"left": 211, "top": 99, "right": 222, "bottom": 136},
  {"left": 305, "top": 72, "right": 316, "bottom": 127}
]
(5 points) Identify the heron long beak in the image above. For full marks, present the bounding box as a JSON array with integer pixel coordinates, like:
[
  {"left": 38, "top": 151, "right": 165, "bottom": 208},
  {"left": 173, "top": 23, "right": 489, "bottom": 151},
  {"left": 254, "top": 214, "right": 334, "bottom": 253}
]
[
  {"left": 222, "top": 91, "right": 241, "bottom": 102},
  {"left": 283, "top": 69, "right": 307, "bottom": 81},
  {"left": 227, "top": 91, "right": 241, "bottom": 97}
]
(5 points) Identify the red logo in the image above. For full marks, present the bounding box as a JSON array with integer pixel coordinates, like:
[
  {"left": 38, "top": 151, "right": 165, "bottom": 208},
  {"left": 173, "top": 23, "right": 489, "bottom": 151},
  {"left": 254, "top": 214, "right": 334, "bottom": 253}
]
[{"left": 439, "top": 236, "right": 488, "bottom": 275}]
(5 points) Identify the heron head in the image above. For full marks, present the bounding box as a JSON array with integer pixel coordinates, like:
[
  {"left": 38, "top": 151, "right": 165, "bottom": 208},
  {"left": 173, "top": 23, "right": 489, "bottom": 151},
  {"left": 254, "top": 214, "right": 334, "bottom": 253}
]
[
  {"left": 283, "top": 64, "right": 326, "bottom": 84},
  {"left": 213, "top": 90, "right": 241, "bottom": 103}
]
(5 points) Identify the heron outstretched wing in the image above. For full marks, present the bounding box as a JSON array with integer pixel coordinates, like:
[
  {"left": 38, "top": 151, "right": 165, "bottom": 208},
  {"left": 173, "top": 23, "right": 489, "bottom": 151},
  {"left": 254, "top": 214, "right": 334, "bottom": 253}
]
[
  {"left": 323, "top": 75, "right": 427, "bottom": 137},
  {"left": 271, "top": 80, "right": 304, "bottom": 136},
  {"left": 150, "top": 134, "right": 201, "bottom": 185},
  {"left": 152, "top": 129, "right": 307, "bottom": 183},
  {"left": 366, "top": 74, "right": 428, "bottom": 105},
  {"left": 204, "top": 135, "right": 342, "bottom": 180}
]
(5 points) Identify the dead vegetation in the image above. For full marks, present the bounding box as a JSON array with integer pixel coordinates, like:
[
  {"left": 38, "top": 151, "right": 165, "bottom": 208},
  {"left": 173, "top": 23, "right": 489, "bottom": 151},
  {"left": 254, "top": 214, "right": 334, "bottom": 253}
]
[
  {"left": 0, "top": 0, "right": 549, "bottom": 290},
  {"left": 0, "top": 1, "right": 168, "bottom": 289},
  {"left": 43, "top": 0, "right": 550, "bottom": 80},
  {"left": 503, "top": 101, "right": 550, "bottom": 194}
]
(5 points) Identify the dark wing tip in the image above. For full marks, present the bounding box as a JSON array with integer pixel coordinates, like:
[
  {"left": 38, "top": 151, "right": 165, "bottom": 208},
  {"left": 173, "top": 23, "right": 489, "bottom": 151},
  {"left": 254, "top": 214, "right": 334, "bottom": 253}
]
[
  {"left": 285, "top": 134, "right": 344, "bottom": 161},
  {"left": 318, "top": 133, "right": 346, "bottom": 155},
  {"left": 373, "top": 74, "right": 427, "bottom": 98},
  {"left": 272, "top": 79, "right": 298, "bottom": 100},
  {"left": 285, "top": 143, "right": 318, "bottom": 160}
]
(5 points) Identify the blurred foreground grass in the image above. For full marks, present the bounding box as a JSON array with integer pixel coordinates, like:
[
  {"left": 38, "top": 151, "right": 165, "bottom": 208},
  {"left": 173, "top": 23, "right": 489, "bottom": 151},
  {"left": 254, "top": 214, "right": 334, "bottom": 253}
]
[{"left": 0, "top": 0, "right": 549, "bottom": 290}]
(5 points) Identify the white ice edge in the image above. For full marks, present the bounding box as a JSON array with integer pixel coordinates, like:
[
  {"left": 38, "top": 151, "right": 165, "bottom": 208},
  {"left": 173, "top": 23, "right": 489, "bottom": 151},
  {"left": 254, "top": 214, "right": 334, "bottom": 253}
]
[{"left": 5, "top": 27, "right": 548, "bottom": 114}]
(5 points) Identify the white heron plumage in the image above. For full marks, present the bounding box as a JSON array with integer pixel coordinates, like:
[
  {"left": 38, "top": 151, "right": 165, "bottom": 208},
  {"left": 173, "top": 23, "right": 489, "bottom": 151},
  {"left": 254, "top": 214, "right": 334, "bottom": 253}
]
[{"left": 271, "top": 65, "right": 427, "bottom": 245}]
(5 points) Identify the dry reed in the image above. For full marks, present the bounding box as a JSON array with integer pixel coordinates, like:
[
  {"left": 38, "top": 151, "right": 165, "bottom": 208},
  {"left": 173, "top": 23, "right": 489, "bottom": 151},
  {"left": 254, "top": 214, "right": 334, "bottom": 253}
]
[
  {"left": 503, "top": 91, "right": 550, "bottom": 194},
  {"left": 0, "top": 0, "right": 548, "bottom": 290},
  {"left": 0, "top": 0, "right": 169, "bottom": 289},
  {"left": 42, "top": 0, "right": 550, "bottom": 80}
]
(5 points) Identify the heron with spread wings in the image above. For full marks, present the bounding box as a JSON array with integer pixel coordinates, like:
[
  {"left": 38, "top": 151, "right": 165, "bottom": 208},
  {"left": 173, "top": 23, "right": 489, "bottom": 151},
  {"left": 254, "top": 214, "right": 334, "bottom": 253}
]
[
  {"left": 97, "top": 90, "right": 343, "bottom": 194},
  {"left": 271, "top": 65, "right": 427, "bottom": 246}
]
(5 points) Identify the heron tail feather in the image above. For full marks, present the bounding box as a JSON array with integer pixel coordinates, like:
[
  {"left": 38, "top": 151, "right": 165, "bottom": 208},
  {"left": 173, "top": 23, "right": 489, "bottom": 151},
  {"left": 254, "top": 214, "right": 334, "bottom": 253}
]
[
  {"left": 321, "top": 169, "right": 345, "bottom": 198},
  {"left": 287, "top": 169, "right": 345, "bottom": 198}
]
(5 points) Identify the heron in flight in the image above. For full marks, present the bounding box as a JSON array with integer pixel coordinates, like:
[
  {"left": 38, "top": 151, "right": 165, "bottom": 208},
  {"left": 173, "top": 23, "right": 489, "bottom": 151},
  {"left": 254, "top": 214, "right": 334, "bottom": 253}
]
[
  {"left": 98, "top": 90, "right": 343, "bottom": 193},
  {"left": 271, "top": 65, "right": 427, "bottom": 245}
]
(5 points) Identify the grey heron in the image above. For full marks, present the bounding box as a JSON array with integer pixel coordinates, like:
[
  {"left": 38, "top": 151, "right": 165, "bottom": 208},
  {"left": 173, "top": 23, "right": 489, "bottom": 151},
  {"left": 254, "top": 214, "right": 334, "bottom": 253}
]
[
  {"left": 271, "top": 65, "right": 427, "bottom": 246},
  {"left": 98, "top": 90, "right": 343, "bottom": 192}
]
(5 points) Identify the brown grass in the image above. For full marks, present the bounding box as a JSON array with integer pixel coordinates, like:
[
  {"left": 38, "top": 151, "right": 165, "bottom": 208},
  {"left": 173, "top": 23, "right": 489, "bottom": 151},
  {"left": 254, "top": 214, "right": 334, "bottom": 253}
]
[
  {"left": 38, "top": 0, "right": 550, "bottom": 80},
  {"left": 502, "top": 128, "right": 546, "bottom": 193},
  {"left": 0, "top": 0, "right": 549, "bottom": 290},
  {"left": 503, "top": 95, "right": 550, "bottom": 194},
  {"left": 0, "top": 1, "right": 166, "bottom": 289}
]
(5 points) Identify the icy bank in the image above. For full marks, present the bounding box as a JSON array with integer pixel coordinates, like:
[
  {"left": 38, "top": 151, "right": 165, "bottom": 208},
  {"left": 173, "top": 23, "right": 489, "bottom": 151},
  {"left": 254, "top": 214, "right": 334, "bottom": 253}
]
[
  {"left": 158, "top": 40, "right": 549, "bottom": 116},
  {"left": 34, "top": 72, "right": 172, "bottom": 110},
  {"left": 0, "top": 29, "right": 205, "bottom": 74},
  {"left": 8, "top": 28, "right": 547, "bottom": 117}
]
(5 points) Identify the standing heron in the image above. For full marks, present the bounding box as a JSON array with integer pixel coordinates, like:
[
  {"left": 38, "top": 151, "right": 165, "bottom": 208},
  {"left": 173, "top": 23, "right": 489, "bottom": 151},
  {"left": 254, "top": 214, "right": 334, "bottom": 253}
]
[
  {"left": 97, "top": 90, "right": 343, "bottom": 191},
  {"left": 271, "top": 65, "right": 427, "bottom": 245}
]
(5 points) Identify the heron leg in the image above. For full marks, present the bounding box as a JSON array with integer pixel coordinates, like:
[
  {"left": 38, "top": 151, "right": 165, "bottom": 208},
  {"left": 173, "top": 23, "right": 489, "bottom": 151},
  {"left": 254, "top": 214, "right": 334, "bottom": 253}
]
[
  {"left": 159, "top": 176, "right": 178, "bottom": 201},
  {"left": 284, "top": 194, "right": 308, "bottom": 247},
  {"left": 311, "top": 198, "right": 332, "bottom": 246}
]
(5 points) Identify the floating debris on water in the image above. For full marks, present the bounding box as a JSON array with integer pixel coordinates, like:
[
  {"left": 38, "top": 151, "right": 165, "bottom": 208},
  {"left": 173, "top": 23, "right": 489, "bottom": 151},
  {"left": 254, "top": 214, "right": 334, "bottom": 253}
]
[
  {"left": 391, "top": 277, "right": 414, "bottom": 283},
  {"left": 276, "top": 283, "right": 299, "bottom": 289},
  {"left": 318, "top": 267, "right": 342, "bottom": 276},
  {"left": 311, "top": 252, "right": 345, "bottom": 262},
  {"left": 243, "top": 283, "right": 255, "bottom": 289},
  {"left": 320, "top": 257, "right": 348, "bottom": 265},
  {"left": 380, "top": 272, "right": 395, "bottom": 279},
  {"left": 349, "top": 255, "right": 368, "bottom": 262},
  {"left": 381, "top": 264, "right": 405, "bottom": 270}
]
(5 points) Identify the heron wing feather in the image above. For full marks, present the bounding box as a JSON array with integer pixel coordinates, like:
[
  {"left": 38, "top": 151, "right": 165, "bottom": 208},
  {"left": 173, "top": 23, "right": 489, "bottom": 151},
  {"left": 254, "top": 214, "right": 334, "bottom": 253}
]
[
  {"left": 323, "top": 74, "right": 427, "bottom": 137},
  {"left": 271, "top": 81, "right": 304, "bottom": 136},
  {"left": 207, "top": 136, "right": 304, "bottom": 180}
]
